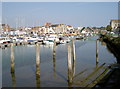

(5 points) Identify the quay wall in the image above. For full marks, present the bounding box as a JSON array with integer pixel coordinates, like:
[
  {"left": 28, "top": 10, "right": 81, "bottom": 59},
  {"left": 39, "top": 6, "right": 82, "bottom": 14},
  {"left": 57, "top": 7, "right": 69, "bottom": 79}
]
[
  {"left": 100, "top": 35, "right": 120, "bottom": 64},
  {"left": 93, "top": 35, "right": 120, "bottom": 89}
]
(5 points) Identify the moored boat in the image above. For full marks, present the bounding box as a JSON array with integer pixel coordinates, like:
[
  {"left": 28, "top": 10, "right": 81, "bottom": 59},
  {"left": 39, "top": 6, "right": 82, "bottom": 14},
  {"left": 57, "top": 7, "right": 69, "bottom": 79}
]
[
  {"left": 43, "top": 35, "right": 59, "bottom": 45},
  {"left": 0, "top": 37, "right": 11, "bottom": 45}
]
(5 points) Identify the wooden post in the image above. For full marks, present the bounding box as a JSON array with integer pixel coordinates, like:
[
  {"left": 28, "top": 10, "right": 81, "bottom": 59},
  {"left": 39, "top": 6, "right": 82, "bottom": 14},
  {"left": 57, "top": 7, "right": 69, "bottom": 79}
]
[
  {"left": 36, "top": 43, "right": 40, "bottom": 87},
  {"left": 11, "top": 43, "right": 15, "bottom": 73},
  {"left": 67, "top": 43, "right": 72, "bottom": 84},
  {"left": 53, "top": 40, "right": 56, "bottom": 77},
  {"left": 11, "top": 72, "right": 16, "bottom": 87},
  {"left": 72, "top": 40, "right": 76, "bottom": 62},
  {"left": 72, "top": 56, "right": 76, "bottom": 79},
  {"left": 71, "top": 40, "right": 76, "bottom": 78},
  {"left": 96, "top": 40, "right": 99, "bottom": 66},
  {"left": 10, "top": 43, "right": 16, "bottom": 87}
]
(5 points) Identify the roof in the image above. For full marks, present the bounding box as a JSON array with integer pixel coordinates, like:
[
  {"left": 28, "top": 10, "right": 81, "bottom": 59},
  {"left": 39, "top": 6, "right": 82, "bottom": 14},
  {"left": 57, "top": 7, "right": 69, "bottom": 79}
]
[
  {"left": 87, "top": 27, "right": 94, "bottom": 32},
  {"left": 2, "top": 24, "right": 6, "bottom": 26},
  {"left": 80, "top": 27, "right": 94, "bottom": 32},
  {"left": 51, "top": 24, "right": 59, "bottom": 27},
  {"left": 80, "top": 27, "right": 85, "bottom": 32},
  {"left": 67, "top": 25, "right": 72, "bottom": 27},
  {"left": 110, "top": 20, "right": 120, "bottom": 23}
]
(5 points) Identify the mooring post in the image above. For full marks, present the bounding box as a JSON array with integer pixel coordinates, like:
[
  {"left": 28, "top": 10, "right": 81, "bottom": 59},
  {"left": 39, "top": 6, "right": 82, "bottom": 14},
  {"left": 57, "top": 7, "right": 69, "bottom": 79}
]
[
  {"left": 96, "top": 39, "right": 99, "bottom": 66},
  {"left": 72, "top": 40, "right": 76, "bottom": 62},
  {"left": 53, "top": 40, "right": 56, "bottom": 77},
  {"left": 36, "top": 43, "right": 40, "bottom": 87},
  {"left": 11, "top": 43, "right": 15, "bottom": 73},
  {"left": 67, "top": 43, "right": 73, "bottom": 84},
  {"left": 11, "top": 72, "right": 16, "bottom": 87},
  {"left": 71, "top": 40, "right": 76, "bottom": 78},
  {"left": 10, "top": 43, "right": 16, "bottom": 87}
]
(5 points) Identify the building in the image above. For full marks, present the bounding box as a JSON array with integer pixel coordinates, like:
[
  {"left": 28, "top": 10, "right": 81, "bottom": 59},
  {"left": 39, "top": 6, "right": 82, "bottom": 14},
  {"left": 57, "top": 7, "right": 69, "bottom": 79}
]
[
  {"left": 42, "top": 23, "right": 74, "bottom": 34},
  {"left": 51, "top": 24, "right": 67, "bottom": 33},
  {"left": 110, "top": 20, "right": 120, "bottom": 30},
  {"left": 44, "top": 22, "right": 52, "bottom": 27},
  {"left": 2, "top": 24, "right": 10, "bottom": 32},
  {"left": 80, "top": 27, "right": 94, "bottom": 36},
  {"left": 66, "top": 25, "right": 73, "bottom": 31}
]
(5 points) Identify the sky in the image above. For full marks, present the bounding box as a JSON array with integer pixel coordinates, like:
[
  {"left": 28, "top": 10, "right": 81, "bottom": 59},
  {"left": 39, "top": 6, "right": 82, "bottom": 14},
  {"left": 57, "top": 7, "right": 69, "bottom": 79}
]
[
  {"left": 1, "top": 0, "right": 120, "bottom": 2},
  {"left": 2, "top": 2, "right": 118, "bottom": 28}
]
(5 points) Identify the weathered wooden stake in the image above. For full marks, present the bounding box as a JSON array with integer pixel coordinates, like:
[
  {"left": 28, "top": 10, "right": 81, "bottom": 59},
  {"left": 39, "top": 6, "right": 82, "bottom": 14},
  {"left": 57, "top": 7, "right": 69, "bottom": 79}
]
[
  {"left": 72, "top": 40, "right": 76, "bottom": 62},
  {"left": 67, "top": 43, "right": 72, "bottom": 84},
  {"left": 10, "top": 43, "right": 16, "bottom": 87},
  {"left": 71, "top": 40, "right": 76, "bottom": 78},
  {"left": 36, "top": 43, "right": 40, "bottom": 87},
  {"left": 53, "top": 40, "right": 56, "bottom": 77},
  {"left": 11, "top": 43, "right": 15, "bottom": 73},
  {"left": 11, "top": 72, "right": 16, "bottom": 87},
  {"left": 96, "top": 40, "right": 99, "bottom": 66}
]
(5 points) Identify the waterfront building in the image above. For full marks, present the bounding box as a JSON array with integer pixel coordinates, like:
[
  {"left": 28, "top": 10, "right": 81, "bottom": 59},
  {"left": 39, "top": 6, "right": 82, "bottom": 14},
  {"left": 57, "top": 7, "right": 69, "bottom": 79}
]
[
  {"left": 44, "top": 22, "right": 52, "bottom": 27},
  {"left": 24, "top": 27, "right": 32, "bottom": 31},
  {"left": 66, "top": 25, "right": 74, "bottom": 31},
  {"left": 38, "top": 26, "right": 54, "bottom": 34},
  {"left": 2, "top": 24, "right": 10, "bottom": 32},
  {"left": 80, "top": 27, "right": 94, "bottom": 35},
  {"left": 51, "top": 24, "right": 65, "bottom": 33},
  {"left": 50, "top": 24, "right": 74, "bottom": 34},
  {"left": 110, "top": 20, "right": 120, "bottom": 30}
]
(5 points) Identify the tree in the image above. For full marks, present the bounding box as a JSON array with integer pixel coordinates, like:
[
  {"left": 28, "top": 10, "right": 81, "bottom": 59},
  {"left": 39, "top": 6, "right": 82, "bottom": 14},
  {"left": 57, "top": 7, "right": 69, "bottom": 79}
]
[
  {"left": 106, "top": 25, "right": 112, "bottom": 31},
  {"left": 100, "top": 27, "right": 106, "bottom": 30}
]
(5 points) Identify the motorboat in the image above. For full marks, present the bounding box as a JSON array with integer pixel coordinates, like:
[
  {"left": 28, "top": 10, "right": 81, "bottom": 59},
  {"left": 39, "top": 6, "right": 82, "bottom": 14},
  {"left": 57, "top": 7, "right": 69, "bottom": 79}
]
[
  {"left": 0, "top": 37, "right": 11, "bottom": 45},
  {"left": 43, "top": 35, "right": 59, "bottom": 45}
]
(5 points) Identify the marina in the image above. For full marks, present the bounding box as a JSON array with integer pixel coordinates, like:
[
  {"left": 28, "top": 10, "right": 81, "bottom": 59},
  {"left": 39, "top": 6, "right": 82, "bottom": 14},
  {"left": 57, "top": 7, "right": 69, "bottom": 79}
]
[
  {"left": 2, "top": 36, "right": 117, "bottom": 87},
  {"left": 1, "top": 2, "right": 119, "bottom": 88},
  {"left": 0, "top": 34, "right": 84, "bottom": 49}
]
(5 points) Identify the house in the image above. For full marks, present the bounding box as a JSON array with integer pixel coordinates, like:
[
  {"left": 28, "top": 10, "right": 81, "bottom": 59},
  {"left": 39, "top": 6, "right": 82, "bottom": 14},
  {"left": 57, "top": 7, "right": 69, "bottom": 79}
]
[
  {"left": 110, "top": 20, "right": 120, "bottom": 30},
  {"left": 44, "top": 22, "right": 52, "bottom": 27},
  {"left": 80, "top": 27, "right": 94, "bottom": 35},
  {"left": 2, "top": 24, "right": 10, "bottom": 32},
  {"left": 66, "top": 25, "right": 73, "bottom": 31},
  {"left": 51, "top": 24, "right": 67, "bottom": 33}
]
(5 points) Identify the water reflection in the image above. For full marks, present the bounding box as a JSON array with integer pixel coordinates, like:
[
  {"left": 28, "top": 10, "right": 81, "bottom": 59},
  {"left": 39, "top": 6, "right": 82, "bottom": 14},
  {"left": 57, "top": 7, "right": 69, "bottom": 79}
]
[
  {"left": 53, "top": 42, "right": 56, "bottom": 77},
  {"left": 101, "top": 41, "right": 106, "bottom": 46},
  {"left": 10, "top": 43, "right": 16, "bottom": 87},
  {"left": 96, "top": 40, "right": 99, "bottom": 67},
  {"left": 2, "top": 36, "right": 117, "bottom": 87},
  {"left": 36, "top": 43, "right": 40, "bottom": 87},
  {"left": 67, "top": 43, "right": 72, "bottom": 86},
  {"left": 67, "top": 40, "right": 76, "bottom": 87}
]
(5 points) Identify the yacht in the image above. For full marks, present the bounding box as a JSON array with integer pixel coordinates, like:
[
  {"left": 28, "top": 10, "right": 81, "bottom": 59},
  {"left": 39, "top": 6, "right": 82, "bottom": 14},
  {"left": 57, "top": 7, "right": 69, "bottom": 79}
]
[
  {"left": 0, "top": 37, "right": 11, "bottom": 45},
  {"left": 43, "top": 35, "right": 59, "bottom": 45}
]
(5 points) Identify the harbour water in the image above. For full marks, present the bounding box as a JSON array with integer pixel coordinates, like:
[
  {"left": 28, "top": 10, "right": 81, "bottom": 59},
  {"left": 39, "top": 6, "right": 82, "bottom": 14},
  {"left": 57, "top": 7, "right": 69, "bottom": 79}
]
[{"left": 2, "top": 36, "right": 116, "bottom": 87}]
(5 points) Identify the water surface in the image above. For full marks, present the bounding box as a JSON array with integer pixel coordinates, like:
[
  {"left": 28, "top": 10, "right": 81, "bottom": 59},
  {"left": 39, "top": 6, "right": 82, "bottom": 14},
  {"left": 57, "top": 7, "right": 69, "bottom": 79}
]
[{"left": 2, "top": 37, "right": 116, "bottom": 87}]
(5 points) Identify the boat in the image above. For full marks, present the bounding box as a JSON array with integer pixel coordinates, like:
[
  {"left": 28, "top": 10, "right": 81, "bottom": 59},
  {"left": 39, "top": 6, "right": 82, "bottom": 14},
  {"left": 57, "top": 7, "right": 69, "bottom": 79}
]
[
  {"left": 25, "top": 37, "right": 38, "bottom": 43},
  {"left": 0, "top": 37, "right": 11, "bottom": 45},
  {"left": 43, "top": 35, "right": 59, "bottom": 45},
  {"left": 59, "top": 37, "right": 70, "bottom": 44},
  {"left": 38, "top": 37, "right": 44, "bottom": 42}
]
